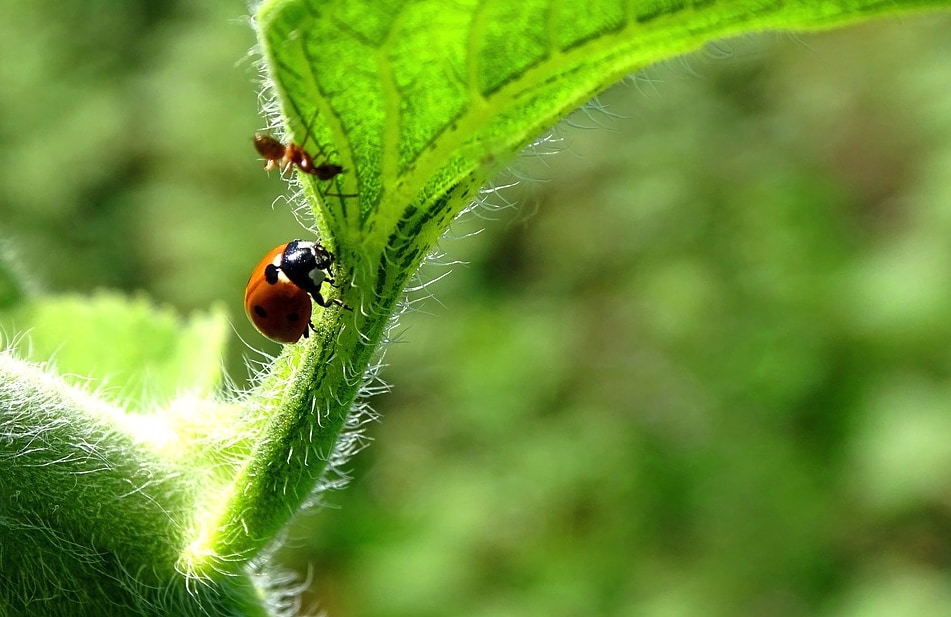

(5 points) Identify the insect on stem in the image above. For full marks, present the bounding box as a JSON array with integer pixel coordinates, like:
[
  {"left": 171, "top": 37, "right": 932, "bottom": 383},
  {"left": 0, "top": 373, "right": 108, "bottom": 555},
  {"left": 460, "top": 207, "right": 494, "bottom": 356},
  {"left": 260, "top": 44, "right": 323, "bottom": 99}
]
[{"left": 253, "top": 110, "right": 345, "bottom": 181}]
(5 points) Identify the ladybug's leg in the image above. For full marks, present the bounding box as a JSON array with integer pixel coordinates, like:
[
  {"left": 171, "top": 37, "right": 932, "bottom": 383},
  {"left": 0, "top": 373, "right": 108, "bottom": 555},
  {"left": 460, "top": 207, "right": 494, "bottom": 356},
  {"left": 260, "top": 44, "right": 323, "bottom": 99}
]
[{"left": 312, "top": 292, "right": 353, "bottom": 312}]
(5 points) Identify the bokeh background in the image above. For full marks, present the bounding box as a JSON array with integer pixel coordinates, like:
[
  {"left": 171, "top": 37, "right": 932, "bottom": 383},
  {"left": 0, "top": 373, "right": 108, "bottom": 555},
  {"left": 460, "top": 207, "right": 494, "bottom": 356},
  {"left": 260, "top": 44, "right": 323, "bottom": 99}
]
[{"left": 2, "top": 3, "right": 951, "bottom": 616}]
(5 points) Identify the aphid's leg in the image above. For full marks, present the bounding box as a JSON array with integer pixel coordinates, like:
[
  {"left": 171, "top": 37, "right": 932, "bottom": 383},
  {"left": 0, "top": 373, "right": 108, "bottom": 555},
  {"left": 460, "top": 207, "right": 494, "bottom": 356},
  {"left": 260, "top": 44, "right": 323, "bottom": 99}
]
[
  {"left": 280, "top": 155, "right": 295, "bottom": 176},
  {"left": 299, "top": 109, "right": 321, "bottom": 149},
  {"left": 296, "top": 110, "right": 345, "bottom": 181}
]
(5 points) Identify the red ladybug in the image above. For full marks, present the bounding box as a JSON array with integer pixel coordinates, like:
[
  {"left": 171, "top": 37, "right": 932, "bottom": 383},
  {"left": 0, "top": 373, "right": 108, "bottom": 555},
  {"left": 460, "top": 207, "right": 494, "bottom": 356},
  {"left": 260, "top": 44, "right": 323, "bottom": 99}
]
[{"left": 244, "top": 240, "right": 342, "bottom": 344}]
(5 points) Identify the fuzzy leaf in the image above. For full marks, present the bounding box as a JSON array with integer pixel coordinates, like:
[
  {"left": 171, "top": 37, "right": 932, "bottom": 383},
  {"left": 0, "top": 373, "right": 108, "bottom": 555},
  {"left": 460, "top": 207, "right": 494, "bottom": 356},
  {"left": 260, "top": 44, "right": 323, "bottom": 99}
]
[
  {"left": 256, "top": 0, "right": 950, "bottom": 266},
  {"left": 176, "top": 0, "right": 951, "bottom": 579},
  {"left": 0, "top": 353, "right": 265, "bottom": 617},
  {"left": 0, "top": 292, "right": 229, "bottom": 408},
  {"left": 2, "top": 0, "right": 949, "bottom": 615}
]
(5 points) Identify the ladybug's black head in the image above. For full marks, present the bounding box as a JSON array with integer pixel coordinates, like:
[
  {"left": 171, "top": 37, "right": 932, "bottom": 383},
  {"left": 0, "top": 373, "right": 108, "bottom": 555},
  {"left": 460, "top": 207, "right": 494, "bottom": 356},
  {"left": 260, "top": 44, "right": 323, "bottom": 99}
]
[{"left": 281, "top": 240, "right": 335, "bottom": 300}]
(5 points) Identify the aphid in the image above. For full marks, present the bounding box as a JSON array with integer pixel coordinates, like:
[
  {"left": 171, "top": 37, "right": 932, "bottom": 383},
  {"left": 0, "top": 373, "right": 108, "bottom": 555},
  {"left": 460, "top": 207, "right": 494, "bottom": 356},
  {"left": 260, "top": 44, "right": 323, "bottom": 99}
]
[{"left": 253, "top": 111, "right": 344, "bottom": 180}]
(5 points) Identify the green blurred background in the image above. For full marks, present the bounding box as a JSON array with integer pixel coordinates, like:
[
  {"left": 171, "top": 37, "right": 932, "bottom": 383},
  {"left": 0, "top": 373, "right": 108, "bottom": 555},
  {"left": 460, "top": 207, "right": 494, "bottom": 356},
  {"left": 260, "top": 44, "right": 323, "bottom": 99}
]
[{"left": 2, "top": 4, "right": 951, "bottom": 616}]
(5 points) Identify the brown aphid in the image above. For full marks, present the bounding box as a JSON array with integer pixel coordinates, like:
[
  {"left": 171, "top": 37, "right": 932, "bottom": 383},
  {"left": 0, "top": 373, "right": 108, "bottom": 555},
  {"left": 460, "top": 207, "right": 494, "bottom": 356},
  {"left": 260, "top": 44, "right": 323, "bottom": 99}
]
[
  {"left": 253, "top": 133, "right": 344, "bottom": 181},
  {"left": 253, "top": 133, "right": 288, "bottom": 169},
  {"left": 292, "top": 144, "right": 344, "bottom": 181}
]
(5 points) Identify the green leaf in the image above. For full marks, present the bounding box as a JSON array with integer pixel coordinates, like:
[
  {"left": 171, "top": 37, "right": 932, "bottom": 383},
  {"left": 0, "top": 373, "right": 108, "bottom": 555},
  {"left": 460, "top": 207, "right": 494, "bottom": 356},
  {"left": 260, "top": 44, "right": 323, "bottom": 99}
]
[
  {"left": 0, "top": 292, "right": 229, "bottom": 407},
  {"left": 0, "top": 353, "right": 265, "bottom": 617},
  {"left": 256, "top": 0, "right": 950, "bottom": 269},
  {"left": 3, "top": 1, "right": 949, "bottom": 614},
  {"left": 177, "top": 0, "right": 951, "bottom": 579}
]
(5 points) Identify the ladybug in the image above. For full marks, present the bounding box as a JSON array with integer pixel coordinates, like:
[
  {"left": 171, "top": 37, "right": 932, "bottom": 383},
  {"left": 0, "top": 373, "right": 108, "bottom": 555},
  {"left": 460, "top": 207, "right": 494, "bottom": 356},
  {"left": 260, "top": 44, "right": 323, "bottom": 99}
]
[
  {"left": 253, "top": 133, "right": 344, "bottom": 181},
  {"left": 244, "top": 240, "right": 344, "bottom": 344}
]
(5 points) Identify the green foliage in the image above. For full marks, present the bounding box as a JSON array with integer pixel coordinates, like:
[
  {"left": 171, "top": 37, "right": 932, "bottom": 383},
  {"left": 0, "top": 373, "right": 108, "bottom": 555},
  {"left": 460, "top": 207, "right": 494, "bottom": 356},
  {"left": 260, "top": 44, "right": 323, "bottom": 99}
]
[
  {"left": 0, "top": 1, "right": 949, "bottom": 616},
  {"left": 258, "top": 0, "right": 951, "bottom": 265},
  {"left": 0, "top": 292, "right": 228, "bottom": 407},
  {"left": 289, "top": 20, "right": 951, "bottom": 616}
]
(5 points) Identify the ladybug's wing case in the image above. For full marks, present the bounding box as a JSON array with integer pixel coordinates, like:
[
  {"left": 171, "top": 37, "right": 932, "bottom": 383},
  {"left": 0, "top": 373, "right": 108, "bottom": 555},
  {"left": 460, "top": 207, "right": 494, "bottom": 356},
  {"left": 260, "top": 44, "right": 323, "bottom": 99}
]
[
  {"left": 244, "top": 277, "right": 312, "bottom": 344},
  {"left": 244, "top": 244, "right": 312, "bottom": 344}
]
